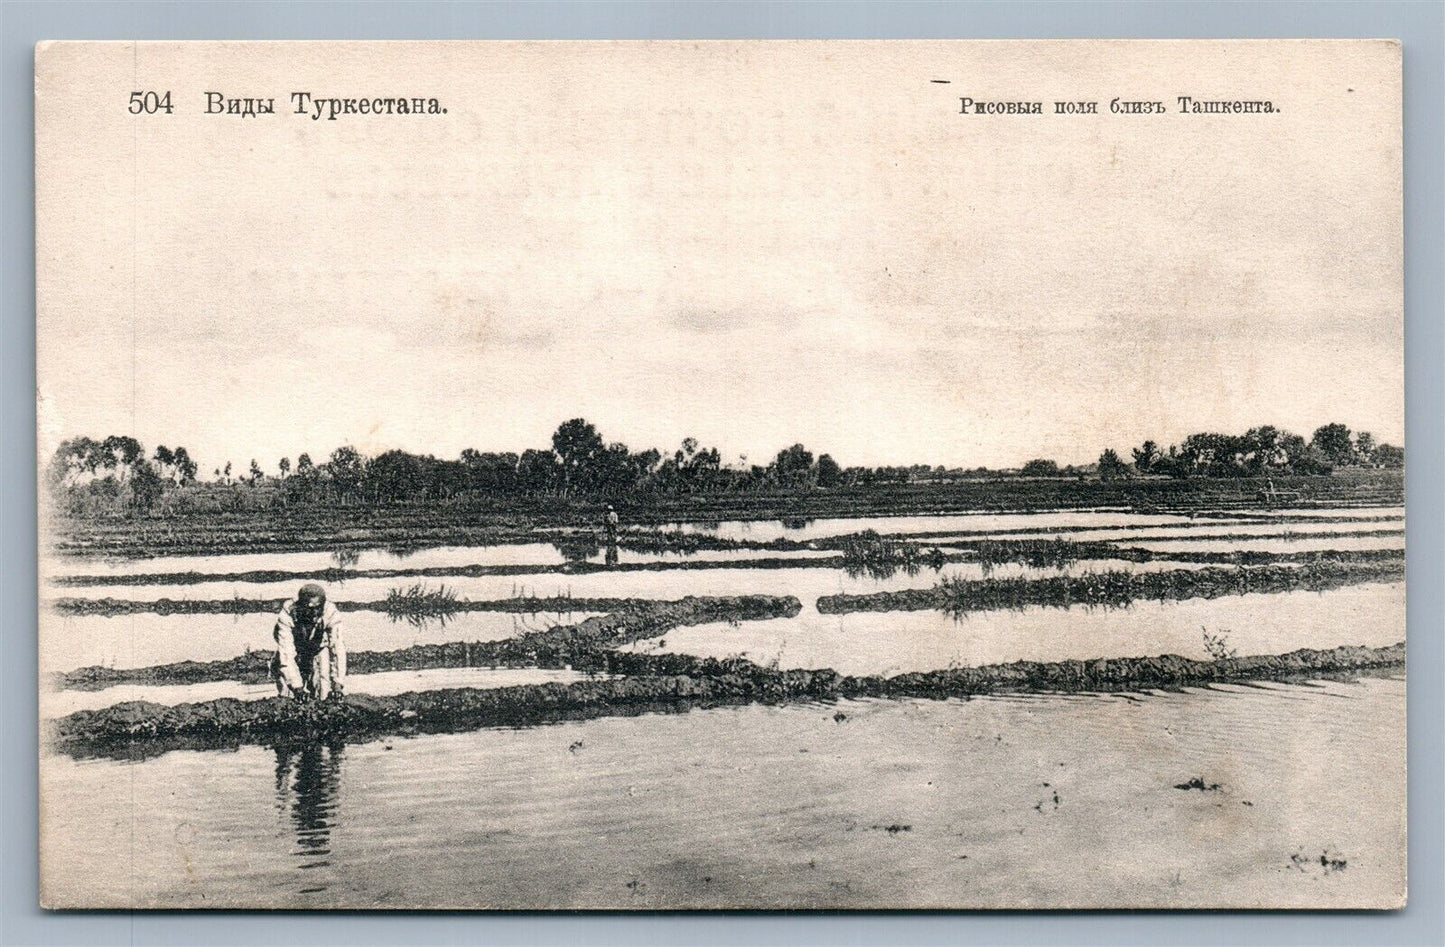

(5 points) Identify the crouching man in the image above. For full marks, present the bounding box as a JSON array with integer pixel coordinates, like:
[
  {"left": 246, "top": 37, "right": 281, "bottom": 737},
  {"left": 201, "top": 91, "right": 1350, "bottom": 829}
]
[{"left": 272, "top": 582, "right": 346, "bottom": 701}]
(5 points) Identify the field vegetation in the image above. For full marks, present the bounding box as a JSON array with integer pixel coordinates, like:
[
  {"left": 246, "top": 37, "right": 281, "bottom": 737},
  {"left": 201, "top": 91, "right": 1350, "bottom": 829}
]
[
  {"left": 834, "top": 531, "right": 947, "bottom": 578},
  {"left": 817, "top": 558, "right": 1406, "bottom": 616}
]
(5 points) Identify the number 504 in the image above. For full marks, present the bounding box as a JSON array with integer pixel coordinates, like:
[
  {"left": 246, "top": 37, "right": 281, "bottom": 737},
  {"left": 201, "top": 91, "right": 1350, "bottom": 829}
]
[{"left": 128, "top": 91, "right": 173, "bottom": 114}]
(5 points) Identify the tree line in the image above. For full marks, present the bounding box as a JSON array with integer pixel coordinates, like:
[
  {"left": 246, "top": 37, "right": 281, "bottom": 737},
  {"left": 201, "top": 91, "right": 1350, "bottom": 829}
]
[
  {"left": 46, "top": 418, "right": 1403, "bottom": 514},
  {"left": 1089, "top": 423, "right": 1402, "bottom": 481},
  {"left": 46, "top": 419, "right": 857, "bottom": 512}
]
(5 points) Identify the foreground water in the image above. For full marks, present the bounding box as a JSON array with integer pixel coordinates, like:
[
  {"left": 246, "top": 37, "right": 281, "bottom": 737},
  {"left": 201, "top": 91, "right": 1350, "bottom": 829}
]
[
  {"left": 40, "top": 676, "right": 1405, "bottom": 909},
  {"left": 40, "top": 506, "right": 1408, "bottom": 908}
]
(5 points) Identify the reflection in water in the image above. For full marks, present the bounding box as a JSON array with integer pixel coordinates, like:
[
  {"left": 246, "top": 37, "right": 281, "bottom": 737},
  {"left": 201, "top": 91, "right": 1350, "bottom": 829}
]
[
  {"left": 843, "top": 559, "right": 929, "bottom": 580},
  {"left": 274, "top": 742, "right": 344, "bottom": 890},
  {"left": 553, "top": 536, "right": 622, "bottom": 568},
  {"left": 38, "top": 678, "right": 1406, "bottom": 908},
  {"left": 553, "top": 537, "right": 600, "bottom": 564}
]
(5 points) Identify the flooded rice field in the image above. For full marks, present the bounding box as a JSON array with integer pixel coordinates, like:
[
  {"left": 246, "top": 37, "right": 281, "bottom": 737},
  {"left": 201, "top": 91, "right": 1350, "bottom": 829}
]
[
  {"left": 51, "top": 542, "right": 848, "bottom": 578},
  {"left": 667, "top": 510, "right": 1205, "bottom": 543},
  {"left": 41, "top": 677, "right": 1405, "bottom": 909},
  {"left": 41, "top": 610, "right": 603, "bottom": 674},
  {"left": 40, "top": 506, "right": 1406, "bottom": 908},
  {"left": 618, "top": 582, "right": 1404, "bottom": 677},
  {"left": 47, "top": 557, "right": 1228, "bottom": 607},
  {"left": 1127, "top": 535, "right": 1406, "bottom": 555}
]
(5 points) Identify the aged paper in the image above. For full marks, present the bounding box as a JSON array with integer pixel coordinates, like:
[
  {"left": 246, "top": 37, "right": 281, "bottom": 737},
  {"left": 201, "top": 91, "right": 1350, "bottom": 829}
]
[{"left": 37, "top": 40, "right": 1404, "bottom": 909}]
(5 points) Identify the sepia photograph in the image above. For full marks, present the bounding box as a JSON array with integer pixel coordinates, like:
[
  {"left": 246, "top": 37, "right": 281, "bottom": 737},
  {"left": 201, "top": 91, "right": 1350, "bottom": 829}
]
[{"left": 35, "top": 39, "right": 1405, "bottom": 910}]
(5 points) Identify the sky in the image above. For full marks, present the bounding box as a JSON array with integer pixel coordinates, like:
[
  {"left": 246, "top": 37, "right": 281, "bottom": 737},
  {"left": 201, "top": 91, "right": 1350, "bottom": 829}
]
[{"left": 37, "top": 41, "right": 1403, "bottom": 474}]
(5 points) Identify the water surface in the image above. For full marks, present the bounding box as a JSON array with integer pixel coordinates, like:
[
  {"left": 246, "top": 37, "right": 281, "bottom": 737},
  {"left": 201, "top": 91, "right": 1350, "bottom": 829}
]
[
  {"left": 618, "top": 582, "right": 1405, "bottom": 677},
  {"left": 42, "top": 610, "right": 601, "bottom": 675},
  {"left": 40, "top": 677, "right": 1406, "bottom": 909}
]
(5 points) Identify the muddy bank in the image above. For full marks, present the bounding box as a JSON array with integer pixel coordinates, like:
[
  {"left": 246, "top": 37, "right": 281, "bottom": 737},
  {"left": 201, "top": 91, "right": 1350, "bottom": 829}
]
[
  {"left": 817, "top": 560, "right": 1406, "bottom": 615},
  {"left": 48, "top": 549, "right": 1404, "bottom": 620},
  {"left": 865, "top": 519, "right": 1401, "bottom": 544},
  {"left": 49, "top": 642, "right": 1404, "bottom": 758},
  {"left": 49, "top": 554, "right": 847, "bottom": 589},
  {"left": 50, "top": 533, "right": 1405, "bottom": 590},
  {"left": 50, "top": 593, "right": 745, "bottom": 618},
  {"left": 1133, "top": 547, "right": 1405, "bottom": 567},
  {"left": 954, "top": 545, "right": 1405, "bottom": 569},
  {"left": 1017, "top": 527, "right": 1402, "bottom": 545},
  {"left": 52, "top": 595, "right": 802, "bottom": 691}
]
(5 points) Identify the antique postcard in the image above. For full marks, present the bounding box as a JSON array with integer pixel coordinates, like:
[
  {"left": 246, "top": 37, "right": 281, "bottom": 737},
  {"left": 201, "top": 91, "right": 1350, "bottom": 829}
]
[{"left": 36, "top": 40, "right": 1405, "bottom": 909}]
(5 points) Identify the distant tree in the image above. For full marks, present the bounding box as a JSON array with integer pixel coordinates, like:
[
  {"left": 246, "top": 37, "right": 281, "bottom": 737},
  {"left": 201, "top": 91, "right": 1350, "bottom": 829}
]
[
  {"left": 129, "top": 461, "right": 165, "bottom": 512},
  {"left": 46, "top": 437, "right": 110, "bottom": 491},
  {"left": 1097, "top": 449, "right": 1128, "bottom": 481},
  {"left": 1240, "top": 426, "right": 1287, "bottom": 474},
  {"left": 1311, "top": 423, "right": 1355, "bottom": 467},
  {"left": 1020, "top": 459, "right": 1060, "bottom": 477},
  {"left": 248, "top": 459, "right": 263, "bottom": 485},
  {"left": 100, "top": 435, "right": 144, "bottom": 478},
  {"left": 1373, "top": 443, "right": 1404, "bottom": 468},
  {"left": 326, "top": 446, "right": 366, "bottom": 500},
  {"left": 1177, "top": 432, "right": 1250, "bottom": 477},
  {"left": 1131, "top": 440, "right": 1161, "bottom": 473},
  {"left": 365, "top": 449, "right": 426, "bottom": 503},
  {"left": 594, "top": 442, "right": 640, "bottom": 494},
  {"left": 815, "top": 453, "right": 843, "bottom": 488},
  {"left": 1354, "top": 431, "right": 1377, "bottom": 464},
  {"left": 769, "top": 444, "right": 815, "bottom": 489},
  {"left": 552, "top": 418, "right": 604, "bottom": 495},
  {"left": 281, "top": 452, "right": 321, "bottom": 503},
  {"left": 152, "top": 445, "right": 175, "bottom": 479},
  {"left": 222, "top": 461, "right": 233, "bottom": 483},
  {"left": 633, "top": 448, "right": 662, "bottom": 480},
  {"left": 517, "top": 448, "right": 560, "bottom": 494},
  {"left": 277, "top": 457, "right": 291, "bottom": 480},
  {"left": 172, "top": 447, "right": 197, "bottom": 484},
  {"left": 460, "top": 449, "right": 520, "bottom": 493},
  {"left": 659, "top": 436, "right": 722, "bottom": 493}
]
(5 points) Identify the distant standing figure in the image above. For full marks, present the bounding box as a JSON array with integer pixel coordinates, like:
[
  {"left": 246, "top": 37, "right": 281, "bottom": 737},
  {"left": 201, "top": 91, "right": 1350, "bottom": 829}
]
[
  {"left": 604, "top": 504, "right": 620, "bottom": 544},
  {"left": 273, "top": 583, "right": 346, "bottom": 701}
]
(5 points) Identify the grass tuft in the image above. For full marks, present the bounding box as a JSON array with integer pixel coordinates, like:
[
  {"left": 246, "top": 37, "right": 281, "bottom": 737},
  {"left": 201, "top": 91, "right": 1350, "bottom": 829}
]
[
  {"left": 383, "top": 582, "right": 462, "bottom": 627},
  {"left": 838, "top": 530, "right": 946, "bottom": 578}
]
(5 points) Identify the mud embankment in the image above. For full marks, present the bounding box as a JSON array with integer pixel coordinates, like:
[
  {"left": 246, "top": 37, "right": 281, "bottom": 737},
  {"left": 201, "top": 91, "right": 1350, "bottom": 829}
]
[
  {"left": 1122, "top": 547, "right": 1405, "bottom": 567},
  {"left": 50, "top": 642, "right": 1405, "bottom": 758},
  {"left": 817, "top": 560, "right": 1406, "bottom": 615},
  {"left": 53, "top": 595, "right": 802, "bottom": 691},
  {"left": 50, "top": 593, "right": 731, "bottom": 618},
  {"left": 50, "top": 549, "right": 1404, "bottom": 620},
  {"left": 48, "top": 538, "right": 1405, "bottom": 596},
  {"left": 49, "top": 554, "right": 839, "bottom": 589}
]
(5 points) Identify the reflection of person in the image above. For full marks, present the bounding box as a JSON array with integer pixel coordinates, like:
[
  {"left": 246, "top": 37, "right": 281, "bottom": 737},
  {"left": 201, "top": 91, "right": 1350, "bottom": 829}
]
[
  {"left": 274, "top": 742, "right": 344, "bottom": 866},
  {"left": 272, "top": 583, "right": 346, "bottom": 701},
  {"left": 604, "top": 504, "right": 620, "bottom": 544}
]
